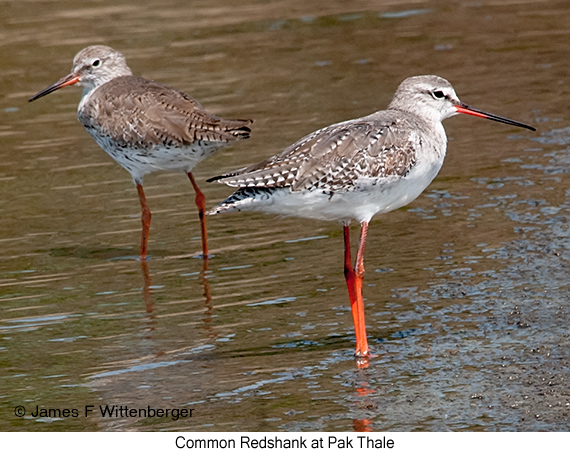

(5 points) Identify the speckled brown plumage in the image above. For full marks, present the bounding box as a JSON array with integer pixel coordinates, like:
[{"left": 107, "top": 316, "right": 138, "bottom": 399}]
[
  {"left": 79, "top": 75, "right": 251, "bottom": 152},
  {"left": 29, "top": 45, "right": 252, "bottom": 259},
  {"left": 210, "top": 114, "right": 418, "bottom": 193},
  {"left": 207, "top": 74, "right": 534, "bottom": 361}
]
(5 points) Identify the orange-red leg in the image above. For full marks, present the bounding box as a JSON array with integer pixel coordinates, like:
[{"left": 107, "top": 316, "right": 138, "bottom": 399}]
[
  {"left": 344, "top": 223, "right": 358, "bottom": 306},
  {"left": 343, "top": 222, "right": 370, "bottom": 358},
  {"left": 353, "top": 221, "right": 369, "bottom": 357},
  {"left": 136, "top": 182, "right": 151, "bottom": 260},
  {"left": 187, "top": 172, "right": 209, "bottom": 259}
]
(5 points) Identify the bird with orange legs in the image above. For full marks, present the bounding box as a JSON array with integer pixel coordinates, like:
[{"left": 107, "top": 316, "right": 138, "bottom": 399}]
[
  {"left": 30, "top": 45, "right": 252, "bottom": 260},
  {"left": 208, "top": 75, "right": 535, "bottom": 365}
]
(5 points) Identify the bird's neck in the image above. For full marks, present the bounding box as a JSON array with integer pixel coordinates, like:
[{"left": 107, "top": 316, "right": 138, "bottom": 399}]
[{"left": 78, "top": 72, "right": 132, "bottom": 109}]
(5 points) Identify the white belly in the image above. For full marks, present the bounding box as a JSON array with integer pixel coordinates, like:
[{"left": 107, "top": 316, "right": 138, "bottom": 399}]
[
  {"left": 86, "top": 130, "right": 221, "bottom": 182},
  {"left": 218, "top": 153, "right": 445, "bottom": 223}
]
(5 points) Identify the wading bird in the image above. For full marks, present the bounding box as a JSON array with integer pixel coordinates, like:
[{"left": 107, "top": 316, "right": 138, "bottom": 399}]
[
  {"left": 30, "top": 45, "right": 252, "bottom": 260},
  {"left": 207, "top": 75, "right": 535, "bottom": 362}
]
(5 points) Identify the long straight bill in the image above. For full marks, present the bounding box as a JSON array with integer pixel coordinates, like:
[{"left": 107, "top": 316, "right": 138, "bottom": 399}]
[
  {"left": 455, "top": 103, "right": 536, "bottom": 131},
  {"left": 29, "top": 73, "right": 80, "bottom": 102}
]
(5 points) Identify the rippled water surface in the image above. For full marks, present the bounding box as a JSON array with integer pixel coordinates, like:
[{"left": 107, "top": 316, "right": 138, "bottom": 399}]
[{"left": 1, "top": 0, "right": 569, "bottom": 431}]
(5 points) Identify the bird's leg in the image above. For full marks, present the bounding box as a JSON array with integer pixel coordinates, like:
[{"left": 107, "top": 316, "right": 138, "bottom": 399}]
[
  {"left": 343, "top": 223, "right": 358, "bottom": 305},
  {"left": 353, "top": 221, "right": 370, "bottom": 357},
  {"left": 187, "top": 172, "right": 209, "bottom": 259},
  {"left": 344, "top": 223, "right": 370, "bottom": 358},
  {"left": 136, "top": 182, "right": 151, "bottom": 260}
]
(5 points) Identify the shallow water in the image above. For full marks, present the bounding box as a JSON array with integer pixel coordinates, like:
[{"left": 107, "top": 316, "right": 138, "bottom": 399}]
[{"left": 1, "top": 0, "right": 569, "bottom": 431}]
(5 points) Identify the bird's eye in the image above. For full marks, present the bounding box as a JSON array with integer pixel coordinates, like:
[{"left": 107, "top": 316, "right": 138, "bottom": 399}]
[
  {"left": 92, "top": 59, "right": 101, "bottom": 68},
  {"left": 432, "top": 90, "right": 445, "bottom": 99}
]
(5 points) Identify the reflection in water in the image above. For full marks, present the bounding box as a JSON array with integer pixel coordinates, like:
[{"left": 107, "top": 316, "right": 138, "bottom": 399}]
[
  {"left": 140, "top": 256, "right": 213, "bottom": 331},
  {"left": 353, "top": 418, "right": 373, "bottom": 433},
  {"left": 140, "top": 259, "right": 154, "bottom": 315},
  {"left": 199, "top": 257, "right": 214, "bottom": 332},
  {"left": 353, "top": 378, "right": 375, "bottom": 432},
  {"left": 139, "top": 259, "right": 158, "bottom": 344}
]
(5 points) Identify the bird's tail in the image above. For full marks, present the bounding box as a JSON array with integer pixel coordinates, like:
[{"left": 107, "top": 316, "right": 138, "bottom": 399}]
[
  {"left": 207, "top": 186, "right": 275, "bottom": 215},
  {"left": 221, "top": 118, "right": 253, "bottom": 140}
]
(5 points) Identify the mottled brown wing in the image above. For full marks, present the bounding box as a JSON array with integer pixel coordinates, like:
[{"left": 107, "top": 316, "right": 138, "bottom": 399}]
[
  {"left": 80, "top": 76, "right": 252, "bottom": 148},
  {"left": 211, "top": 115, "right": 417, "bottom": 192}
]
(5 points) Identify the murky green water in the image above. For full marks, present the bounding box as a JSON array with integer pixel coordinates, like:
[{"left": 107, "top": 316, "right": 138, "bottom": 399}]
[{"left": 1, "top": 0, "right": 569, "bottom": 431}]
